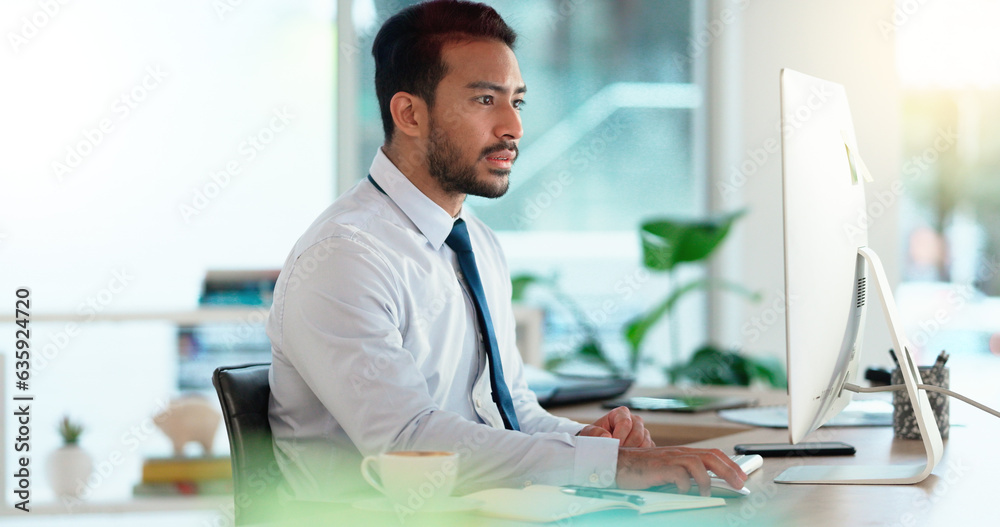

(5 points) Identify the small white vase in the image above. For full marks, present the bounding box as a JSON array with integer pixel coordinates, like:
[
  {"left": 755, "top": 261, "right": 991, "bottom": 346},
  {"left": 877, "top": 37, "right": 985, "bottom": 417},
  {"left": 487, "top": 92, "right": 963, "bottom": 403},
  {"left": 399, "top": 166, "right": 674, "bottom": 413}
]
[{"left": 47, "top": 445, "right": 93, "bottom": 498}]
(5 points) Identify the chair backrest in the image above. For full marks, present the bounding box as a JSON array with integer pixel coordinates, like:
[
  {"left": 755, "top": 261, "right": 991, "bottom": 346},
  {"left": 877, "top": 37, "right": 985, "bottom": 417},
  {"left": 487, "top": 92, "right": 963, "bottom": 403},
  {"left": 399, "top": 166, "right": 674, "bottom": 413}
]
[{"left": 212, "top": 363, "right": 283, "bottom": 525}]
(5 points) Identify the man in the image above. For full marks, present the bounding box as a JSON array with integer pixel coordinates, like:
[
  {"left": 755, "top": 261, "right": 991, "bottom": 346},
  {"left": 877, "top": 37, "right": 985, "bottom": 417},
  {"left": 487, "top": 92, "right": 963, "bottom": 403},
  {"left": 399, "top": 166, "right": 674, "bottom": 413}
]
[{"left": 266, "top": 0, "right": 746, "bottom": 501}]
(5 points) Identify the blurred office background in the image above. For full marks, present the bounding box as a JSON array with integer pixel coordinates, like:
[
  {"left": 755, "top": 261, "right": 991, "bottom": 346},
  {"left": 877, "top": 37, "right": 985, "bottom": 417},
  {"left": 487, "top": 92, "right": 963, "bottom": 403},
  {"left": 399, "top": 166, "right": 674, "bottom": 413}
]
[{"left": 2, "top": 0, "right": 1000, "bottom": 524}]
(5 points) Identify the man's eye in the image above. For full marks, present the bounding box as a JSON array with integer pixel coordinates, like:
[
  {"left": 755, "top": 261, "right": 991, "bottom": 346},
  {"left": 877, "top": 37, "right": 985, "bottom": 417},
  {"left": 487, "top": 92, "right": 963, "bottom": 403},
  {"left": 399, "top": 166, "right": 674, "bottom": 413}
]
[
  {"left": 513, "top": 99, "right": 526, "bottom": 110},
  {"left": 477, "top": 95, "right": 494, "bottom": 105}
]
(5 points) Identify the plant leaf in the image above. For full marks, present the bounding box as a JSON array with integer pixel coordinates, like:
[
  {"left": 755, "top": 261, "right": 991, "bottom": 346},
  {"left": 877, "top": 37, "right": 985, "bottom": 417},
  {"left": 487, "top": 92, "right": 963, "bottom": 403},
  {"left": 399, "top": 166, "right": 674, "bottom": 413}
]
[
  {"left": 623, "top": 278, "right": 761, "bottom": 367},
  {"left": 639, "top": 209, "right": 746, "bottom": 272},
  {"left": 544, "top": 356, "right": 568, "bottom": 371},
  {"left": 624, "top": 279, "right": 709, "bottom": 353},
  {"left": 666, "top": 344, "right": 788, "bottom": 388},
  {"left": 707, "top": 279, "right": 764, "bottom": 304},
  {"left": 747, "top": 356, "right": 788, "bottom": 388},
  {"left": 667, "top": 346, "right": 749, "bottom": 386},
  {"left": 510, "top": 273, "right": 545, "bottom": 302}
]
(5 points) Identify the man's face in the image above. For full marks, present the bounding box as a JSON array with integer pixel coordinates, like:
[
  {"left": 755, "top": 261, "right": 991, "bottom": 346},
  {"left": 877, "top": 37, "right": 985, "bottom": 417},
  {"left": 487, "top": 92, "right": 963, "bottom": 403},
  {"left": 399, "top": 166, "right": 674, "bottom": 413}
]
[{"left": 425, "top": 39, "right": 525, "bottom": 199}]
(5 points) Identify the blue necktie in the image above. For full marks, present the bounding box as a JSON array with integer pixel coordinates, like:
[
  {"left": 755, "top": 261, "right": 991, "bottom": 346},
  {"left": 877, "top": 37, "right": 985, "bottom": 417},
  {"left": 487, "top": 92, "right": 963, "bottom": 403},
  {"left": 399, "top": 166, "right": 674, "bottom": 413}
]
[
  {"left": 446, "top": 219, "right": 520, "bottom": 431},
  {"left": 368, "top": 176, "right": 519, "bottom": 430}
]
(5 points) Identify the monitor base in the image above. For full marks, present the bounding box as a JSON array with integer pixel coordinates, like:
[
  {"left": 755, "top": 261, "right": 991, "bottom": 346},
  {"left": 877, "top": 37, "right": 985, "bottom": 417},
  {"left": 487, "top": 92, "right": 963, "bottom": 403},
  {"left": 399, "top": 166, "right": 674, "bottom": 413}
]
[
  {"left": 778, "top": 247, "right": 944, "bottom": 485},
  {"left": 775, "top": 463, "right": 930, "bottom": 485}
]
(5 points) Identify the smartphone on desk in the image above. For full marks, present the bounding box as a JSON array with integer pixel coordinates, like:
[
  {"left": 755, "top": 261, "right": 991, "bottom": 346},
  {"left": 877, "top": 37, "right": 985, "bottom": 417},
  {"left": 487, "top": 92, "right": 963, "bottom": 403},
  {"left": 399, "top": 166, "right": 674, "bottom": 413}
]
[{"left": 734, "top": 441, "right": 855, "bottom": 457}]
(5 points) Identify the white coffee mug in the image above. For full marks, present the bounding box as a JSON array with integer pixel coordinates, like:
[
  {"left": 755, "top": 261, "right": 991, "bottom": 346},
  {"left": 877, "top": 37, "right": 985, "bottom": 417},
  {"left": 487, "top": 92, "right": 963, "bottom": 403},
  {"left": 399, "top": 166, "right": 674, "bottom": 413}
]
[{"left": 360, "top": 451, "right": 459, "bottom": 508}]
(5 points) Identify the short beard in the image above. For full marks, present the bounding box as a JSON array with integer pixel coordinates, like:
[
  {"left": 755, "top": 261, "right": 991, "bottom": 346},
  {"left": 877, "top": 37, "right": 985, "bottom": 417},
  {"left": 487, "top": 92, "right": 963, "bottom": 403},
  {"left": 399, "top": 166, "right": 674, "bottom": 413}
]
[{"left": 426, "top": 119, "right": 514, "bottom": 199}]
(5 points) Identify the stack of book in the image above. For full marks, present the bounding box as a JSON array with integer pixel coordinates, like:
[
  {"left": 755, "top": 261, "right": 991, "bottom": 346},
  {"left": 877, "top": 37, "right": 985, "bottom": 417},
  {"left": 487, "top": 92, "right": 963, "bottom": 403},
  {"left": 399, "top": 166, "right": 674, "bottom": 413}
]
[
  {"left": 199, "top": 269, "right": 280, "bottom": 307},
  {"left": 134, "top": 456, "right": 233, "bottom": 497},
  {"left": 177, "top": 269, "right": 278, "bottom": 390}
]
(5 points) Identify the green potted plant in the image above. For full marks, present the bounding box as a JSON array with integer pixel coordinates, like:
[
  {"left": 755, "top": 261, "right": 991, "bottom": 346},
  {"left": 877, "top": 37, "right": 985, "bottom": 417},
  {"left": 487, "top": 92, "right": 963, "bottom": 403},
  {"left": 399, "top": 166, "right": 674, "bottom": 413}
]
[
  {"left": 623, "top": 210, "right": 765, "bottom": 378},
  {"left": 47, "top": 416, "right": 93, "bottom": 498},
  {"left": 666, "top": 345, "right": 787, "bottom": 387}
]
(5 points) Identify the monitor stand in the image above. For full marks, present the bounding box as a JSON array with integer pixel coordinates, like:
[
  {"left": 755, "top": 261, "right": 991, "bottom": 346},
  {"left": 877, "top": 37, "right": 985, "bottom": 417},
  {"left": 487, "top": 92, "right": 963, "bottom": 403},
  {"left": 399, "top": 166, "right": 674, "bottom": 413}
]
[{"left": 775, "top": 247, "right": 944, "bottom": 485}]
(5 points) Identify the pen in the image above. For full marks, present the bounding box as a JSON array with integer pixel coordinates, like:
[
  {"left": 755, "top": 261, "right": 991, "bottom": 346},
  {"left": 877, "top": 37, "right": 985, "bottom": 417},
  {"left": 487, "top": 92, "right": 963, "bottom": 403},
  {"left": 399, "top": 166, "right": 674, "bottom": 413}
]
[
  {"left": 561, "top": 486, "right": 646, "bottom": 506},
  {"left": 931, "top": 350, "right": 949, "bottom": 376}
]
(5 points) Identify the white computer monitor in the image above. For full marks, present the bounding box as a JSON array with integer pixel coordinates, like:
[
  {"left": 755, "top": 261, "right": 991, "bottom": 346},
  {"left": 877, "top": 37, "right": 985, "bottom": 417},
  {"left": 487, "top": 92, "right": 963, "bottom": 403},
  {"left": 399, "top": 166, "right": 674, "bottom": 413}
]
[{"left": 776, "top": 69, "right": 943, "bottom": 485}]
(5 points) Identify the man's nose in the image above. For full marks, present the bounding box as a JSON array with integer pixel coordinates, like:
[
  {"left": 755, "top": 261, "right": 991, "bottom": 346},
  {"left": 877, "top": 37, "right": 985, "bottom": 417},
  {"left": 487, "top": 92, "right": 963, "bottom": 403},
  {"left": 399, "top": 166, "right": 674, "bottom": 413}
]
[{"left": 495, "top": 103, "right": 523, "bottom": 141}]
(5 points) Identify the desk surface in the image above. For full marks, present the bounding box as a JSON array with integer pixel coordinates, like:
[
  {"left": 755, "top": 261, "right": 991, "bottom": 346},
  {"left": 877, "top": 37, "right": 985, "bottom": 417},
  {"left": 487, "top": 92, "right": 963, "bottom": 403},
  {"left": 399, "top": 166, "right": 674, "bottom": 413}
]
[{"left": 265, "top": 387, "right": 997, "bottom": 527}]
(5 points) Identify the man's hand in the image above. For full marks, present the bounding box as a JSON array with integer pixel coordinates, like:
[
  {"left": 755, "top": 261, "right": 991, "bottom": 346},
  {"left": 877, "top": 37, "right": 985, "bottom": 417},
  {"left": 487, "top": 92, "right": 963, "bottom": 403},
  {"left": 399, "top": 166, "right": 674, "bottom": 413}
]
[
  {"left": 578, "top": 406, "right": 654, "bottom": 447},
  {"left": 616, "top": 446, "right": 748, "bottom": 496}
]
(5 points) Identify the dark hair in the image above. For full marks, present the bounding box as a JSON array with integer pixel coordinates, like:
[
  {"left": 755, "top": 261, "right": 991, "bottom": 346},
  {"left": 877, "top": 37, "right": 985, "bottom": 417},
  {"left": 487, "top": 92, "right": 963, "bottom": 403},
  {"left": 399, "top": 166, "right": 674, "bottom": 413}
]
[{"left": 372, "top": 0, "right": 517, "bottom": 142}]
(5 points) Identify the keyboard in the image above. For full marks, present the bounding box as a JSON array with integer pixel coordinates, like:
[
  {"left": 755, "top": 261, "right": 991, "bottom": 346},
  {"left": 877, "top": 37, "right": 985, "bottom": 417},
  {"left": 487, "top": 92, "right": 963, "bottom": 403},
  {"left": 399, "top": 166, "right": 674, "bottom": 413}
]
[{"left": 653, "top": 454, "right": 763, "bottom": 498}]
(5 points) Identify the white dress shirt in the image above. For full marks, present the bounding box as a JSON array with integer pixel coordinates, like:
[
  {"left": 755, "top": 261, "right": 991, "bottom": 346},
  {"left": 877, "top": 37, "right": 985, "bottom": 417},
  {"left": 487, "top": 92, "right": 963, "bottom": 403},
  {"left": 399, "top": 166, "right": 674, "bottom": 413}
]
[{"left": 267, "top": 149, "right": 619, "bottom": 500}]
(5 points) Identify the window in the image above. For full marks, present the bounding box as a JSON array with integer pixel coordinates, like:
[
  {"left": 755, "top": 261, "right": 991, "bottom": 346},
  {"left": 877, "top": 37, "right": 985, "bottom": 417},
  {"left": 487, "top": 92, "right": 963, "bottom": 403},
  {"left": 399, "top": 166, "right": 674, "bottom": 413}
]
[{"left": 895, "top": 0, "right": 1000, "bottom": 394}]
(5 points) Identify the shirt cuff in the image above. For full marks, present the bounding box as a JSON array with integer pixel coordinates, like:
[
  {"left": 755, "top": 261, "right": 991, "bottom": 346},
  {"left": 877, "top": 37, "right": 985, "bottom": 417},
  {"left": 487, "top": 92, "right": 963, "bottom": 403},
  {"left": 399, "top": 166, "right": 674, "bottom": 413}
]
[{"left": 571, "top": 436, "right": 618, "bottom": 488}]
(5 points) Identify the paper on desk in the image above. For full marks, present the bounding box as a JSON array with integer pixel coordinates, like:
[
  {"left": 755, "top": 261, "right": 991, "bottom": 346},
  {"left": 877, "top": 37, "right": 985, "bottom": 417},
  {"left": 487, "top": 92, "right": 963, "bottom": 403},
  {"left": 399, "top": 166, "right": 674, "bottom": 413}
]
[
  {"left": 719, "top": 400, "right": 894, "bottom": 428},
  {"left": 464, "top": 485, "right": 723, "bottom": 522}
]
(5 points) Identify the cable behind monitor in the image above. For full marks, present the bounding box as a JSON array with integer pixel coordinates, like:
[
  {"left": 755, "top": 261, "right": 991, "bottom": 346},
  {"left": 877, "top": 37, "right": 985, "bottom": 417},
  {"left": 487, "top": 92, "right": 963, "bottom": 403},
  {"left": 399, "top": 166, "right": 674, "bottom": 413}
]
[{"left": 844, "top": 382, "right": 1000, "bottom": 420}]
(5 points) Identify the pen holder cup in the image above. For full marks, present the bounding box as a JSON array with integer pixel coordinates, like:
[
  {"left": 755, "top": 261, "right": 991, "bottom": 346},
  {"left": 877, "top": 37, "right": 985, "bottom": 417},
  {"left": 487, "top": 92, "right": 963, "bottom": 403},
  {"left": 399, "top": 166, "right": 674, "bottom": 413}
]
[{"left": 892, "top": 366, "right": 949, "bottom": 440}]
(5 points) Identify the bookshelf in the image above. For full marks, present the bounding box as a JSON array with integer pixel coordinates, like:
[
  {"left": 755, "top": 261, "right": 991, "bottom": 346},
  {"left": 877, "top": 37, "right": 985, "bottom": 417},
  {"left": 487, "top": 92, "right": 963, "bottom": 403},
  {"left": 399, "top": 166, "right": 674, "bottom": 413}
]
[{"left": 0, "top": 309, "right": 257, "bottom": 517}]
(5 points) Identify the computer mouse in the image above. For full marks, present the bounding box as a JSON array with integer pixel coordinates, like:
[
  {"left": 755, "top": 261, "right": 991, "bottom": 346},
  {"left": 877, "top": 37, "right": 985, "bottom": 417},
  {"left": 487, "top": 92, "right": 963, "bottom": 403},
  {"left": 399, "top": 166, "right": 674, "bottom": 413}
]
[{"left": 652, "top": 480, "right": 751, "bottom": 499}]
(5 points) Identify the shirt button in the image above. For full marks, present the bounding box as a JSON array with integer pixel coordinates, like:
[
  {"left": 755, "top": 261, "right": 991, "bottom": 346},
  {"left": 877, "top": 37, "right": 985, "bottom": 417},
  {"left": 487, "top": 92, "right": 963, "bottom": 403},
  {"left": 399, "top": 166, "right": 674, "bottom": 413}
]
[
  {"left": 589, "top": 473, "right": 599, "bottom": 484},
  {"left": 523, "top": 480, "right": 532, "bottom": 487},
  {"left": 475, "top": 398, "right": 483, "bottom": 408}
]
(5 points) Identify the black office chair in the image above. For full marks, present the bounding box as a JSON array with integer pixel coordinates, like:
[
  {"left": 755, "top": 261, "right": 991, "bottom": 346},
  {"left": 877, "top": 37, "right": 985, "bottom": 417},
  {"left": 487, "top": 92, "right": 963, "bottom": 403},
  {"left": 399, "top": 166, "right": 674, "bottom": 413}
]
[{"left": 212, "top": 363, "right": 285, "bottom": 526}]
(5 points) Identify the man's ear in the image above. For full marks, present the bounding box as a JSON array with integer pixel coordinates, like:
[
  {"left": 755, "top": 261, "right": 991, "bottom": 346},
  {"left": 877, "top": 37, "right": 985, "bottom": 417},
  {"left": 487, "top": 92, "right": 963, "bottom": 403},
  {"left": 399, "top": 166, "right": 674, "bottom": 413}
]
[{"left": 389, "top": 92, "right": 428, "bottom": 139}]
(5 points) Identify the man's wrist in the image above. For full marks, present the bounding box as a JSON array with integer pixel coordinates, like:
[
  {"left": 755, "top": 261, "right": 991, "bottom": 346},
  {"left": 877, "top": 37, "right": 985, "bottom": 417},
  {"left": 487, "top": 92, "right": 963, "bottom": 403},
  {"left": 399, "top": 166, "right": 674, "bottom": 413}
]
[{"left": 572, "top": 436, "right": 619, "bottom": 487}]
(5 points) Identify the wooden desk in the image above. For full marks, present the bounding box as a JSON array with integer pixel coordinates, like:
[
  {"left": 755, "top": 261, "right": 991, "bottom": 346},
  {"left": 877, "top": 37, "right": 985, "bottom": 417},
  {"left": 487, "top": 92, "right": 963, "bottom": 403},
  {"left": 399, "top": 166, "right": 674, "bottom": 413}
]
[
  {"left": 262, "top": 388, "right": 997, "bottom": 526},
  {"left": 550, "top": 387, "right": 996, "bottom": 527},
  {"left": 550, "top": 386, "right": 788, "bottom": 446}
]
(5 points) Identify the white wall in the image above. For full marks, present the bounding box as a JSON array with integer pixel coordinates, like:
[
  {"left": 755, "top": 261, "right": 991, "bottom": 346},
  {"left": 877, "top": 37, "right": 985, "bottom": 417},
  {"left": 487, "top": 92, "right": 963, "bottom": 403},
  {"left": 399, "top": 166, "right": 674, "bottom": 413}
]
[
  {"left": 1, "top": 0, "right": 336, "bottom": 506},
  {"left": 709, "top": 0, "right": 901, "bottom": 371}
]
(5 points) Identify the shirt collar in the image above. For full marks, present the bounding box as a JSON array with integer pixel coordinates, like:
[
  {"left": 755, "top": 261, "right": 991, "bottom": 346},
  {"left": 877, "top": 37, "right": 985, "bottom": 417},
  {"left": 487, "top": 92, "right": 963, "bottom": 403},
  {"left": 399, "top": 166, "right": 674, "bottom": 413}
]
[{"left": 368, "top": 148, "right": 460, "bottom": 250}]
